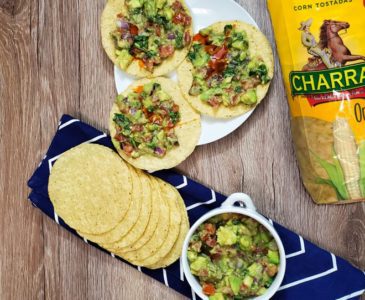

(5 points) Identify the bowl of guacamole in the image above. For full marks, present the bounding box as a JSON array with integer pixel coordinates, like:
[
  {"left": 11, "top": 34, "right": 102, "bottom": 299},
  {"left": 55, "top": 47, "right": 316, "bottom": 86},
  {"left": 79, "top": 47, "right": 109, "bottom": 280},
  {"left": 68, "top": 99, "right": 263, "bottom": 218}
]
[{"left": 182, "top": 193, "right": 286, "bottom": 300}]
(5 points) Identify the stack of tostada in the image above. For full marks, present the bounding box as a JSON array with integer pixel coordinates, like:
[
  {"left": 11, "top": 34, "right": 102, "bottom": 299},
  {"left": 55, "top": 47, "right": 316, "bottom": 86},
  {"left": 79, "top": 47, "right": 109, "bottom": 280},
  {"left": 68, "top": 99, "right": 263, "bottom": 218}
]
[{"left": 48, "top": 144, "right": 189, "bottom": 269}]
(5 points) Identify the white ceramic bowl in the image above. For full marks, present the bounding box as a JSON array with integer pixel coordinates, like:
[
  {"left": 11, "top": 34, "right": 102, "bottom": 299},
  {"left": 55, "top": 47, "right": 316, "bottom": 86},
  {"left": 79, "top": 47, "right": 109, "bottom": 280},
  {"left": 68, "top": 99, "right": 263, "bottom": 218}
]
[{"left": 182, "top": 193, "right": 286, "bottom": 300}]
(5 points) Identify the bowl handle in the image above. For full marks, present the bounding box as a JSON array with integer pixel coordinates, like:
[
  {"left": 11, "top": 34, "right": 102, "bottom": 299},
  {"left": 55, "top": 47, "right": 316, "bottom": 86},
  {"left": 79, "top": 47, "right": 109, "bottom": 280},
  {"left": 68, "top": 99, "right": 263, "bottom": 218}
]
[{"left": 221, "top": 193, "right": 256, "bottom": 211}]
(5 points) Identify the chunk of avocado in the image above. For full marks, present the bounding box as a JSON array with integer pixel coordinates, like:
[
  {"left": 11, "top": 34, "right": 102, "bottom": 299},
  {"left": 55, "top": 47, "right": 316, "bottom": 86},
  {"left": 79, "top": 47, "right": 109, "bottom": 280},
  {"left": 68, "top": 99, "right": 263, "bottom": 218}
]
[
  {"left": 143, "top": 82, "right": 155, "bottom": 95},
  {"left": 157, "top": 130, "right": 165, "bottom": 141},
  {"left": 221, "top": 94, "right": 230, "bottom": 106},
  {"left": 148, "top": 36, "right": 159, "bottom": 52},
  {"left": 217, "top": 225, "right": 237, "bottom": 246},
  {"left": 229, "top": 276, "right": 242, "bottom": 295},
  {"left": 191, "top": 50, "right": 210, "bottom": 68},
  {"left": 142, "top": 97, "right": 154, "bottom": 111},
  {"left": 239, "top": 235, "right": 252, "bottom": 250},
  {"left": 117, "top": 39, "right": 132, "bottom": 49},
  {"left": 232, "top": 40, "right": 245, "bottom": 50},
  {"left": 200, "top": 88, "right": 222, "bottom": 101},
  {"left": 268, "top": 250, "right": 280, "bottom": 265},
  {"left": 145, "top": 0, "right": 157, "bottom": 18},
  {"left": 116, "top": 49, "right": 133, "bottom": 70},
  {"left": 243, "top": 275, "right": 254, "bottom": 288},
  {"left": 209, "top": 293, "right": 224, "bottom": 300},
  {"left": 163, "top": 7, "right": 174, "bottom": 20},
  {"left": 132, "top": 110, "right": 143, "bottom": 122},
  {"left": 156, "top": 0, "right": 167, "bottom": 9},
  {"left": 257, "top": 287, "right": 268, "bottom": 296},
  {"left": 187, "top": 250, "right": 198, "bottom": 262},
  {"left": 240, "top": 89, "right": 257, "bottom": 105},
  {"left": 238, "top": 224, "right": 251, "bottom": 236},
  {"left": 127, "top": 0, "right": 143, "bottom": 9},
  {"left": 239, "top": 51, "right": 247, "bottom": 61},
  {"left": 217, "top": 257, "right": 230, "bottom": 273},
  {"left": 190, "top": 256, "right": 210, "bottom": 275},
  {"left": 156, "top": 90, "right": 171, "bottom": 101},
  {"left": 247, "top": 262, "right": 263, "bottom": 277},
  {"left": 211, "top": 34, "right": 225, "bottom": 47}
]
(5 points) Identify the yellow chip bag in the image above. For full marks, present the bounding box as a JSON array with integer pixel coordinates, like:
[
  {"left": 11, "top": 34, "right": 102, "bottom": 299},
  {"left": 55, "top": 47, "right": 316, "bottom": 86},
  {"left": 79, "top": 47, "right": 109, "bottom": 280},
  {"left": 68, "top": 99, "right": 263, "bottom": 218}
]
[{"left": 268, "top": 0, "right": 365, "bottom": 204}]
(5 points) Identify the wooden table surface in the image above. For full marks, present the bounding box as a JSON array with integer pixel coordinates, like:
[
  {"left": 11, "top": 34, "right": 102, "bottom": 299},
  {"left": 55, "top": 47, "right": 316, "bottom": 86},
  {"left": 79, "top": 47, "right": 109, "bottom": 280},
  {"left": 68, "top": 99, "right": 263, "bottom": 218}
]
[{"left": 0, "top": 0, "right": 364, "bottom": 299}]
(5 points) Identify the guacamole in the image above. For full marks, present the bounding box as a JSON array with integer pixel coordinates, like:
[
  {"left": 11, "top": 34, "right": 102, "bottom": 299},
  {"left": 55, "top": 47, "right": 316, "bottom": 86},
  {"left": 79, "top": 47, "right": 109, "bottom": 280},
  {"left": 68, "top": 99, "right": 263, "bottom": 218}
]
[
  {"left": 113, "top": 82, "right": 181, "bottom": 158},
  {"left": 188, "top": 214, "right": 280, "bottom": 299},
  {"left": 112, "top": 0, "right": 191, "bottom": 72},
  {"left": 187, "top": 24, "right": 271, "bottom": 108}
]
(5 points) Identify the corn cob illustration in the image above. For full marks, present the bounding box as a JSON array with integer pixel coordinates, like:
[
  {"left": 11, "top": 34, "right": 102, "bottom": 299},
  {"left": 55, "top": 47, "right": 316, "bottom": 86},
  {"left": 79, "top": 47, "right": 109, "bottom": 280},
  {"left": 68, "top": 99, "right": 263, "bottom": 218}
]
[{"left": 333, "top": 117, "right": 361, "bottom": 200}]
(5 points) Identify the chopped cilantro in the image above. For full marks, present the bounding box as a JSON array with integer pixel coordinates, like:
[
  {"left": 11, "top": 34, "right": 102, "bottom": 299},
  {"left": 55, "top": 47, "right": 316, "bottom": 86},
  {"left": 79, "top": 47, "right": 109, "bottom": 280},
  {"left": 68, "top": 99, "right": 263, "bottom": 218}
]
[{"left": 169, "top": 111, "right": 180, "bottom": 124}]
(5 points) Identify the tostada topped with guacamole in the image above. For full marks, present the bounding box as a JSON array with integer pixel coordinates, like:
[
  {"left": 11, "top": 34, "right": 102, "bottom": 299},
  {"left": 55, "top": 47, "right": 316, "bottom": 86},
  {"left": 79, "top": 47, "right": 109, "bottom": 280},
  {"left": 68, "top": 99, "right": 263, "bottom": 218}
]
[
  {"left": 101, "top": 0, "right": 193, "bottom": 78},
  {"left": 109, "top": 77, "right": 200, "bottom": 171},
  {"left": 188, "top": 213, "right": 280, "bottom": 299},
  {"left": 178, "top": 21, "right": 274, "bottom": 118}
]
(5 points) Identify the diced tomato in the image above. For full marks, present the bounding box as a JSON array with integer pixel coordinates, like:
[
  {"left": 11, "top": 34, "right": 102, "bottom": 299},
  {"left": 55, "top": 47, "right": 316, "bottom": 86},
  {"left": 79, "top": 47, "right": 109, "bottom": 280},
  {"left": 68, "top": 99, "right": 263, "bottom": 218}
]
[
  {"left": 208, "top": 97, "right": 220, "bottom": 108},
  {"left": 205, "top": 236, "right": 217, "bottom": 247},
  {"left": 266, "top": 264, "right": 278, "bottom": 277},
  {"left": 210, "top": 252, "right": 222, "bottom": 261},
  {"left": 193, "top": 33, "right": 207, "bottom": 44},
  {"left": 212, "top": 46, "right": 228, "bottom": 60},
  {"left": 138, "top": 59, "right": 146, "bottom": 69},
  {"left": 149, "top": 115, "right": 162, "bottom": 125},
  {"left": 143, "top": 59, "right": 154, "bottom": 71},
  {"left": 122, "top": 143, "right": 134, "bottom": 156},
  {"left": 129, "top": 24, "right": 139, "bottom": 35},
  {"left": 202, "top": 283, "right": 216, "bottom": 296},
  {"left": 205, "top": 45, "right": 218, "bottom": 55},
  {"left": 159, "top": 45, "right": 175, "bottom": 58},
  {"left": 167, "top": 121, "right": 174, "bottom": 129},
  {"left": 208, "top": 60, "right": 227, "bottom": 74},
  {"left": 172, "top": 0, "right": 183, "bottom": 10},
  {"left": 173, "top": 12, "right": 184, "bottom": 25},
  {"left": 172, "top": 104, "right": 179, "bottom": 112},
  {"left": 114, "top": 134, "right": 126, "bottom": 142},
  {"left": 201, "top": 233, "right": 209, "bottom": 242},
  {"left": 131, "top": 124, "right": 143, "bottom": 132},
  {"left": 133, "top": 85, "right": 144, "bottom": 94},
  {"left": 204, "top": 223, "right": 216, "bottom": 235}
]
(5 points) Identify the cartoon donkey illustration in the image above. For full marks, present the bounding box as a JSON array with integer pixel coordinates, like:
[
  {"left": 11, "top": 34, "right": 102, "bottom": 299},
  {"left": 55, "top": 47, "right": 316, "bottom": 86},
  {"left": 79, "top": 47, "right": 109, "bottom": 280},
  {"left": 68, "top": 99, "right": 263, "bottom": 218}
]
[{"left": 301, "top": 19, "right": 365, "bottom": 71}]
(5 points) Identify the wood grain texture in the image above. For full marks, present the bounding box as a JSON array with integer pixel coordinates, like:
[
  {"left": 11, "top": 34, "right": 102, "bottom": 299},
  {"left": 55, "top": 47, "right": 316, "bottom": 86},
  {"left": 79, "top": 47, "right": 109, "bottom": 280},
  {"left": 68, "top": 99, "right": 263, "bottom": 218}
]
[{"left": 0, "top": 0, "right": 363, "bottom": 299}]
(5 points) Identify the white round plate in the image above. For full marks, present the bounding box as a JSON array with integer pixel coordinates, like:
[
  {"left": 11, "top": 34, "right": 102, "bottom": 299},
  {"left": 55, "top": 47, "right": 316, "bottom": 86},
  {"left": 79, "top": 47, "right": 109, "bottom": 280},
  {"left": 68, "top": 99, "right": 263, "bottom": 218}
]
[{"left": 114, "top": 0, "right": 259, "bottom": 145}]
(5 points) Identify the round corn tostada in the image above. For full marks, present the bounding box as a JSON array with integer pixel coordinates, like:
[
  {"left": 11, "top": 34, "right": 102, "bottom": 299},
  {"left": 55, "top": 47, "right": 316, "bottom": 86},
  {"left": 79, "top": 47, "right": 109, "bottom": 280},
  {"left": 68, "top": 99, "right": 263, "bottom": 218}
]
[
  {"left": 100, "top": 173, "right": 153, "bottom": 250},
  {"left": 114, "top": 177, "right": 182, "bottom": 266},
  {"left": 101, "top": 0, "right": 193, "bottom": 78},
  {"left": 103, "top": 175, "right": 160, "bottom": 252},
  {"left": 177, "top": 20, "right": 274, "bottom": 119},
  {"left": 125, "top": 178, "right": 182, "bottom": 266},
  {"left": 109, "top": 77, "right": 201, "bottom": 172},
  {"left": 146, "top": 187, "right": 189, "bottom": 269},
  {"left": 77, "top": 164, "right": 145, "bottom": 244},
  {"left": 48, "top": 144, "right": 132, "bottom": 235}
]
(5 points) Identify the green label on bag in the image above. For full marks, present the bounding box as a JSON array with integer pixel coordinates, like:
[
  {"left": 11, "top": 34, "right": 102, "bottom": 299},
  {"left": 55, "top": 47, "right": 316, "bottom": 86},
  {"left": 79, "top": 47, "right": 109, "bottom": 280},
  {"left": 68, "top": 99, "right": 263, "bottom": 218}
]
[{"left": 289, "top": 63, "right": 365, "bottom": 95}]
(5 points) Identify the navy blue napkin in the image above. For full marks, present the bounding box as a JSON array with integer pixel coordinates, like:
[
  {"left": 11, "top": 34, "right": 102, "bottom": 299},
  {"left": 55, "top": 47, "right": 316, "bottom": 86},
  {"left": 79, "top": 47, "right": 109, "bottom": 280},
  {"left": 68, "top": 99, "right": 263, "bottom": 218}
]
[{"left": 28, "top": 115, "right": 365, "bottom": 300}]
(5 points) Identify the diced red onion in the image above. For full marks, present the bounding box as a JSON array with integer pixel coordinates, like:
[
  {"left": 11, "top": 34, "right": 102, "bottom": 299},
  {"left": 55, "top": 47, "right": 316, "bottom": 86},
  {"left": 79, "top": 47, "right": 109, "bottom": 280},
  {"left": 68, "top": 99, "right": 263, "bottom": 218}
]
[
  {"left": 154, "top": 147, "right": 165, "bottom": 156},
  {"left": 130, "top": 108, "right": 137, "bottom": 115},
  {"left": 116, "top": 20, "right": 129, "bottom": 30},
  {"left": 167, "top": 33, "right": 176, "bottom": 40}
]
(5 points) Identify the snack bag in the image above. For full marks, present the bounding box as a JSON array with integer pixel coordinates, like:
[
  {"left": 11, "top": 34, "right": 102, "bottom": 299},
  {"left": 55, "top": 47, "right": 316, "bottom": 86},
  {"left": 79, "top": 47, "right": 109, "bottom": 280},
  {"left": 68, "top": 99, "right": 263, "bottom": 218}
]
[{"left": 268, "top": 0, "right": 365, "bottom": 204}]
